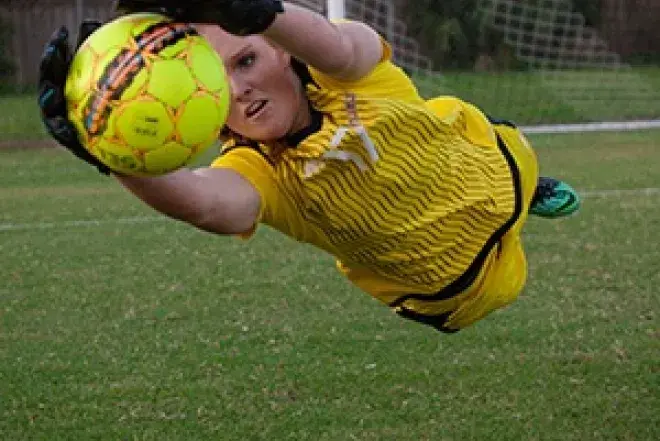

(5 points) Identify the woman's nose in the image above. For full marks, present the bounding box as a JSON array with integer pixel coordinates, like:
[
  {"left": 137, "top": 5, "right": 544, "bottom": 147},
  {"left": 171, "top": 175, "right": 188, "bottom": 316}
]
[{"left": 230, "top": 76, "right": 253, "bottom": 101}]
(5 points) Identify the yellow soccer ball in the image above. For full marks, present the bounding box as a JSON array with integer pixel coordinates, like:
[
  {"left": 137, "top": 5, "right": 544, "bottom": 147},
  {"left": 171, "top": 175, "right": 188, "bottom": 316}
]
[{"left": 65, "top": 13, "right": 231, "bottom": 176}]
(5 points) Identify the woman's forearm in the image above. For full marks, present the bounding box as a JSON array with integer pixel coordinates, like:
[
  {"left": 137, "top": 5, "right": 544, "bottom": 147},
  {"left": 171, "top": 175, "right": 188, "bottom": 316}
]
[
  {"left": 115, "top": 169, "right": 208, "bottom": 224},
  {"left": 114, "top": 167, "right": 261, "bottom": 235},
  {"left": 263, "top": 2, "right": 382, "bottom": 79}
]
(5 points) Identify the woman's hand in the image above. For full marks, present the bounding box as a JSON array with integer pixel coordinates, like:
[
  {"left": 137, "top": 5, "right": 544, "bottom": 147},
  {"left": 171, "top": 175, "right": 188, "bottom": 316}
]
[
  {"left": 37, "top": 21, "right": 111, "bottom": 174},
  {"left": 113, "top": 0, "right": 284, "bottom": 36},
  {"left": 115, "top": 1, "right": 383, "bottom": 84}
]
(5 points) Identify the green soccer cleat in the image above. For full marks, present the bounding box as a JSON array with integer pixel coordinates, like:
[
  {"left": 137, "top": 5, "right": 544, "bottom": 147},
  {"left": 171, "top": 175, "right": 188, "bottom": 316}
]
[{"left": 529, "top": 177, "right": 581, "bottom": 218}]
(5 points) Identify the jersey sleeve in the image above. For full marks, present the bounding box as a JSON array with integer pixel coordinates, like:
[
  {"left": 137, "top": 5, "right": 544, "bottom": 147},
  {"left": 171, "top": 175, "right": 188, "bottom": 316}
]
[{"left": 210, "top": 146, "right": 277, "bottom": 238}]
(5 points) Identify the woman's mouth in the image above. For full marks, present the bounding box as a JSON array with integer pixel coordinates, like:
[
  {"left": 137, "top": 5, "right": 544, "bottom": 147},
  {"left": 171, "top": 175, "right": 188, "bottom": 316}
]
[{"left": 245, "top": 100, "right": 268, "bottom": 119}]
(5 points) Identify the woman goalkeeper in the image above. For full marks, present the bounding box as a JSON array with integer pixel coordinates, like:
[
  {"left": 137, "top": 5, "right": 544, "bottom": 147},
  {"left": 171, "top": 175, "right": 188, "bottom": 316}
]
[{"left": 38, "top": 0, "right": 580, "bottom": 333}]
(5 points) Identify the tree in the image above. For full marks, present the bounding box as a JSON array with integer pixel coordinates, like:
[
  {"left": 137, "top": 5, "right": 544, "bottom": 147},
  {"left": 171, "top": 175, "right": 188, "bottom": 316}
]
[
  {"left": 393, "top": 0, "right": 640, "bottom": 70},
  {"left": 394, "top": 0, "right": 508, "bottom": 70}
]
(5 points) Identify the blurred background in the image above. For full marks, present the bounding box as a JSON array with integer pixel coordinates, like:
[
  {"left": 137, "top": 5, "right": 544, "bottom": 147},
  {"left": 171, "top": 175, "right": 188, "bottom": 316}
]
[{"left": 0, "top": 0, "right": 659, "bottom": 134}]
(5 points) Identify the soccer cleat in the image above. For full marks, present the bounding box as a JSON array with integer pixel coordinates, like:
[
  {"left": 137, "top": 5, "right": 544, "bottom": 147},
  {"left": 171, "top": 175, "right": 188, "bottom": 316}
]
[{"left": 529, "top": 177, "right": 581, "bottom": 218}]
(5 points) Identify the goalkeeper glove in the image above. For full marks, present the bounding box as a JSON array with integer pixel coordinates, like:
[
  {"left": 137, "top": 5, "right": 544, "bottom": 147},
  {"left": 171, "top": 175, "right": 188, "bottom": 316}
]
[
  {"left": 38, "top": 21, "right": 111, "bottom": 175},
  {"left": 113, "top": 0, "right": 284, "bottom": 36}
]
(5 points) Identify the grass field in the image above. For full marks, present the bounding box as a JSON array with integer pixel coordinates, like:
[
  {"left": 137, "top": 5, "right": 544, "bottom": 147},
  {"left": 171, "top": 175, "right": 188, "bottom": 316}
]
[
  {"left": 418, "top": 67, "right": 660, "bottom": 124},
  {"left": 3, "top": 66, "right": 660, "bottom": 141},
  {"left": 0, "top": 129, "right": 658, "bottom": 440}
]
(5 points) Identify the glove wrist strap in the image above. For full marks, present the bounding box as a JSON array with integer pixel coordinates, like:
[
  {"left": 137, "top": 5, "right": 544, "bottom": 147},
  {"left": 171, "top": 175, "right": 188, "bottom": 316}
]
[{"left": 217, "top": 0, "right": 285, "bottom": 36}]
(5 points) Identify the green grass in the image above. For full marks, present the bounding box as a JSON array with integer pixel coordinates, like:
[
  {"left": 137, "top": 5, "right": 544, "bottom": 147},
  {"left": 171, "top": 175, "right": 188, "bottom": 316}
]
[
  {"left": 0, "top": 130, "right": 659, "bottom": 440},
  {"left": 3, "top": 66, "right": 660, "bottom": 142},
  {"left": 0, "top": 93, "right": 47, "bottom": 141},
  {"left": 416, "top": 67, "right": 660, "bottom": 124}
]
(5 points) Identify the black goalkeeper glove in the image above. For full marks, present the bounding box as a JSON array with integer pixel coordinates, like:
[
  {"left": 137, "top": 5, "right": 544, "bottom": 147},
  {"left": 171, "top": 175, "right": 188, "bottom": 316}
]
[
  {"left": 38, "top": 20, "right": 111, "bottom": 175},
  {"left": 113, "top": 0, "right": 284, "bottom": 36}
]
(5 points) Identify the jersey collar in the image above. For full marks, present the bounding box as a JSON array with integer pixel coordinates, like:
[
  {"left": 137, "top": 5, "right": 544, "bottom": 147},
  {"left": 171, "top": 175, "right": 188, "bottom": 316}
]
[{"left": 284, "top": 108, "right": 324, "bottom": 146}]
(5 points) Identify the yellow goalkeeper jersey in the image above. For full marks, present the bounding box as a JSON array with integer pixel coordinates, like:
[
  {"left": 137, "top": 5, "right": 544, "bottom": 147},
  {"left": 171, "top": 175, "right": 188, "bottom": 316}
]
[{"left": 211, "top": 42, "right": 523, "bottom": 315}]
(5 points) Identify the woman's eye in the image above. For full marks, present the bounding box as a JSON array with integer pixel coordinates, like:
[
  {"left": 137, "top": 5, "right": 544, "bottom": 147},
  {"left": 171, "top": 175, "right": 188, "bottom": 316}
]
[{"left": 238, "top": 54, "right": 256, "bottom": 68}]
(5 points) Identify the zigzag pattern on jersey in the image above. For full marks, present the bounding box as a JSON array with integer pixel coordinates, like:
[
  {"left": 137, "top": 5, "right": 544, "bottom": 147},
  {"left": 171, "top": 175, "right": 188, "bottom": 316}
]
[{"left": 268, "top": 87, "right": 516, "bottom": 291}]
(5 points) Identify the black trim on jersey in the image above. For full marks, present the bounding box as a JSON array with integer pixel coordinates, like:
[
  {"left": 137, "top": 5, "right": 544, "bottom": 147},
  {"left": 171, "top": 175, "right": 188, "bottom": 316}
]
[
  {"left": 388, "top": 128, "right": 524, "bottom": 307},
  {"left": 284, "top": 108, "right": 324, "bottom": 146},
  {"left": 396, "top": 307, "right": 459, "bottom": 334},
  {"left": 486, "top": 116, "right": 517, "bottom": 129},
  {"left": 283, "top": 59, "right": 324, "bottom": 146},
  {"left": 291, "top": 58, "right": 315, "bottom": 86},
  {"left": 221, "top": 143, "right": 274, "bottom": 166}
]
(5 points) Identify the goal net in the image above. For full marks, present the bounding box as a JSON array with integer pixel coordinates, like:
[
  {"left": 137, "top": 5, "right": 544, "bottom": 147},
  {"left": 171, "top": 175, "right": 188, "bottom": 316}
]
[
  {"left": 333, "top": 0, "right": 660, "bottom": 132},
  {"left": 1, "top": 0, "right": 657, "bottom": 132}
]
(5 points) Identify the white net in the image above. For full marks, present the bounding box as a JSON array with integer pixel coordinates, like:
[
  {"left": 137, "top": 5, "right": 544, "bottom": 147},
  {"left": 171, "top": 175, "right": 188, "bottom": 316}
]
[
  {"left": 284, "top": 0, "right": 434, "bottom": 75},
  {"left": 477, "top": 0, "right": 659, "bottom": 128},
  {"left": 335, "top": 0, "right": 660, "bottom": 129},
  {"left": 1, "top": 0, "right": 658, "bottom": 131},
  {"left": 344, "top": 0, "right": 433, "bottom": 73}
]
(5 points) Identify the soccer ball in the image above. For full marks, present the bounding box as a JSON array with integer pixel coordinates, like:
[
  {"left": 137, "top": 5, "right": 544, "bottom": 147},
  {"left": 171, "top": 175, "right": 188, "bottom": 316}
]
[{"left": 65, "top": 13, "right": 231, "bottom": 176}]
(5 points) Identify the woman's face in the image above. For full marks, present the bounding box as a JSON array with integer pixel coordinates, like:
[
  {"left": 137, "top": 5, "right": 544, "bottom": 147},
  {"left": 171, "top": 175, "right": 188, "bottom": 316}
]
[{"left": 197, "top": 25, "right": 309, "bottom": 142}]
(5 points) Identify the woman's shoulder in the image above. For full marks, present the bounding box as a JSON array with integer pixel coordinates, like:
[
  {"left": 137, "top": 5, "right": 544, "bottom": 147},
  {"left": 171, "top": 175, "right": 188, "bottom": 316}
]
[{"left": 305, "top": 59, "right": 422, "bottom": 102}]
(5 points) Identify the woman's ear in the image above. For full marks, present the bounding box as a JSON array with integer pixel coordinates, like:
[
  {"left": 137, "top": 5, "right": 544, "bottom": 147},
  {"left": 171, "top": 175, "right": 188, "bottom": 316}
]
[{"left": 274, "top": 46, "right": 292, "bottom": 70}]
